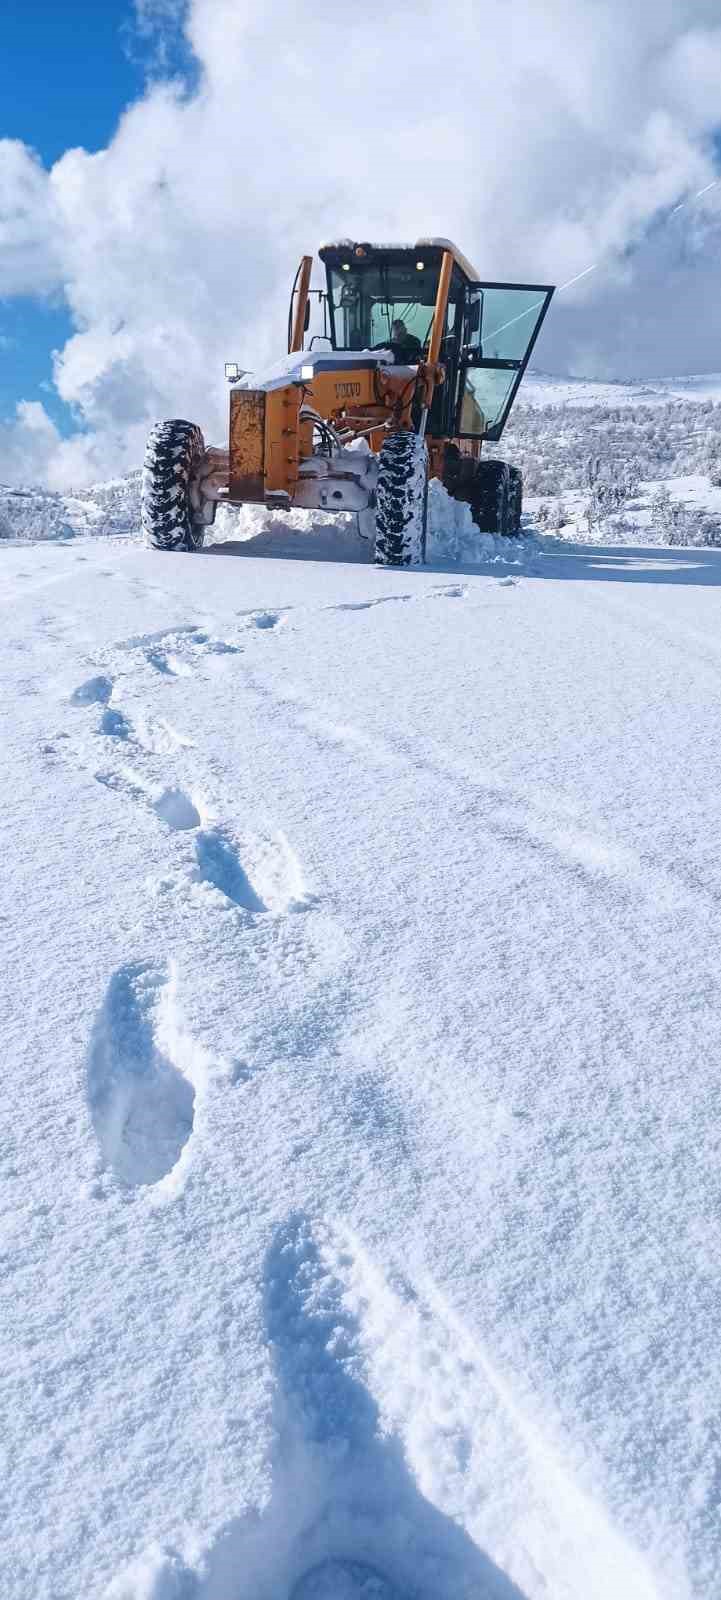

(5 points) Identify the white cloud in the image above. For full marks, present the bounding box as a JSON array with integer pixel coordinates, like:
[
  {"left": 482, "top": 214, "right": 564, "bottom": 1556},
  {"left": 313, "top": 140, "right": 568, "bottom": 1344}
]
[
  {"left": 0, "top": 142, "right": 63, "bottom": 297},
  {"left": 1, "top": 0, "right": 720, "bottom": 486},
  {"left": 0, "top": 401, "right": 63, "bottom": 486}
]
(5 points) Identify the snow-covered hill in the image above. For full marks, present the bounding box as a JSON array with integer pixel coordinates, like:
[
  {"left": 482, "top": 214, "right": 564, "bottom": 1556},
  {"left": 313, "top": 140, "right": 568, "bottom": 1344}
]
[
  {"left": 4, "top": 510, "right": 721, "bottom": 1600},
  {"left": 522, "top": 370, "right": 721, "bottom": 408},
  {"left": 0, "top": 473, "right": 143, "bottom": 543}
]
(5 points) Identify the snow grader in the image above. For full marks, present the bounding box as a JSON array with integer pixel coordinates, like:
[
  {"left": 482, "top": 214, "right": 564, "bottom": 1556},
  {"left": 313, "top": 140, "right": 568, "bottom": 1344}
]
[{"left": 141, "top": 239, "right": 554, "bottom": 566}]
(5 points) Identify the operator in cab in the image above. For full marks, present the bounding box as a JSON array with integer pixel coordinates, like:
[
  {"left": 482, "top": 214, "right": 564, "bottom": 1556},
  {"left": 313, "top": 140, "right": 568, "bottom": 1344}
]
[{"left": 390, "top": 319, "right": 423, "bottom": 365}]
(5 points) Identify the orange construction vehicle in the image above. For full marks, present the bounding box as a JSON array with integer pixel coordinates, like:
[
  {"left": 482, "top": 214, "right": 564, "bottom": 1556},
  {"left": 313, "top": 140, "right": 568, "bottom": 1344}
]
[{"left": 141, "top": 239, "right": 554, "bottom": 566}]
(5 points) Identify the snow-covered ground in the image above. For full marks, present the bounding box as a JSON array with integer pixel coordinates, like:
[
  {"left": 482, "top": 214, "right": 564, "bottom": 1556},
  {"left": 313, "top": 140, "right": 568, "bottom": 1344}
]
[{"left": 4, "top": 488, "right": 721, "bottom": 1600}]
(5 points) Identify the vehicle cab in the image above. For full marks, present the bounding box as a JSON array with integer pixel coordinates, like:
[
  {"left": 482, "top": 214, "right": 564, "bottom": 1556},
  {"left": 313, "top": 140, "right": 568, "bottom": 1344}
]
[{"left": 317, "top": 238, "right": 553, "bottom": 443}]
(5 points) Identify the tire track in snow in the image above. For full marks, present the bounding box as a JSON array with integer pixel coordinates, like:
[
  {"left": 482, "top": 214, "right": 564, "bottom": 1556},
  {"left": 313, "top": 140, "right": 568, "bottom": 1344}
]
[
  {"left": 391, "top": 732, "right": 709, "bottom": 916},
  {"left": 567, "top": 580, "right": 721, "bottom": 681},
  {"left": 242, "top": 670, "right": 703, "bottom": 917},
  {"left": 336, "top": 1231, "right": 661, "bottom": 1600}
]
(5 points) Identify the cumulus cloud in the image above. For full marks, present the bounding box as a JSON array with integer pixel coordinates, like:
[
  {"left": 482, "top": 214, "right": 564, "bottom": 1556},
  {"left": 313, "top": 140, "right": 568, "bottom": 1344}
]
[
  {"left": 1, "top": 0, "right": 720, "bottom": 486},
  {"left": 0, "top": 401, "right": 63, "bottom": 487},
  {"left": 0, "top": 142, "right": 63, "bottom": 297}
]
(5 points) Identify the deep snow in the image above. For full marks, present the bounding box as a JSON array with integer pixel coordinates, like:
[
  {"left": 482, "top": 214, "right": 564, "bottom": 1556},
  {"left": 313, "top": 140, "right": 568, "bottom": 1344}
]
[{"left": 3, "top": 508, "right": 721, "bottom": 1600}]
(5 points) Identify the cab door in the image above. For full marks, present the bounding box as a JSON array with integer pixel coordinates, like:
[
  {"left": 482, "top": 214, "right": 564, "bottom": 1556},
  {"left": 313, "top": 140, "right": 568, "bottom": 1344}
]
[{"left": 456, "top": 282, "right": 554, "bottom": 440}]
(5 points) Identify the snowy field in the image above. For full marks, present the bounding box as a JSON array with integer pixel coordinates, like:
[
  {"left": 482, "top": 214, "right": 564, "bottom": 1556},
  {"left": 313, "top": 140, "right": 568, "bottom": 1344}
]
[
  {"left": 4, "top": 369, "right": 721, "bottom": 1599},
  {"left": 4, "top": 499, "right": 721, "bottom": 1600}
]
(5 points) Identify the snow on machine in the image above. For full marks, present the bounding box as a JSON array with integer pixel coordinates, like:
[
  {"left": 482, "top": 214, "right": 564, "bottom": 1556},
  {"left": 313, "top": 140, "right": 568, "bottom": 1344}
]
[{"left": 141, "top": 239, "right": 554, "bottom": 566}]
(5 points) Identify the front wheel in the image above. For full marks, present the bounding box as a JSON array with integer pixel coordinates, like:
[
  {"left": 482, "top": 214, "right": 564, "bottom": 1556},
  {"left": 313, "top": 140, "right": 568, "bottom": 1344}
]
[
  {"left": 141, "top": 420, "right": 209, "bottom": 552},
  {"left": 373, "top": 430, "right": 428, "bottom": 567}
]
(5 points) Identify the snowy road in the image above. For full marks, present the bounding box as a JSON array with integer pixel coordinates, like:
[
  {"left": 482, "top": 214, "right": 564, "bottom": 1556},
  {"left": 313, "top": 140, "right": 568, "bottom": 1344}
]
[{"left": 3, "top": 533, "right": 721, "bottom": 1600}]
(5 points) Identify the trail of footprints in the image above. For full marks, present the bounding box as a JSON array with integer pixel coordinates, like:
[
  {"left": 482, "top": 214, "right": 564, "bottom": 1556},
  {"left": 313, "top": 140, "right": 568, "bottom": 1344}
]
[
  {"left": 68, "top": 582, "right": 480, "bottom": 1192},
  {"left": 65, "top": 617, "right": 311, "bottom": 1194},
  {"left": 76, "top": 588, "right": 563, "bottom": 1600}
]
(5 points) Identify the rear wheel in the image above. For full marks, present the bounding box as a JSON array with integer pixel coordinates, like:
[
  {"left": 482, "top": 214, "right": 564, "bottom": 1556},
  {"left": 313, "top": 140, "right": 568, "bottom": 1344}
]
[
  {"left": 508, "top": 465, "right": 523, "bottom": 534},
  {"left": 141, "top": 420, "right": 209, "bottom": 552},
  {"left": 470, "top": 458, "right": 511, "bottom": 535},
  {"left": 373, "top": 430, "right": 428, "bottom": 567}
]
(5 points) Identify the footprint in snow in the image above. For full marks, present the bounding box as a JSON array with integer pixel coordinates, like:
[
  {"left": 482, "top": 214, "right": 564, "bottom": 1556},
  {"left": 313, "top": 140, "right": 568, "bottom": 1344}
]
[
  {"left": 120, "top": 624, "right": 202, "bottom": 651},
  {"left": 87, "top": 961, "right": 196, "bottom": 1189},
  {"left": 193, "top": 826, "right": 311, "bottom": 914},
  {"left": 93, "top": 770, "right": 203, "bottom": 833},
  {"left": 430, "top": 583, "right": 468, "bottom": 599},
  {"left": 237, "top": 608, "right": 287, "bottom": 631},
  {"left": 116, "top": 624, "right": 243, "bottom": 670},
  {"left": 152, "top": 787, "right": 202, "bottom": 831},
  {"left": 146, "top": 649, "right": 192, "bottom": 677},
  {"left": 71, "top": 674, "right": 114, "bottom": 706},
  {"left": 106, "top": 1217, "right": 527, "bottom": 1598},
  {"left": 292, "top": 1564, "right": 402, "bottom": 1600},
  {"left": 194, "top": 827, "right": 267, "bottom": 912},
  {"left": 330, "top": 595, "right": 412, "bottom": 612},
  {"left": 99, "top": 707, "right": 132, "bottom": 740},
  {"left": 133, "top": 715, "right": 194, "bottom": 755}
]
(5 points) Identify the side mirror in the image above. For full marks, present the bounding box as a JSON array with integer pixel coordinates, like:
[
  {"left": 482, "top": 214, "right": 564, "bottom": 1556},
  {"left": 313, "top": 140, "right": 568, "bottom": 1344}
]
[
  {"left": 304, "top": 302, "right": 311, "bottom": 332},
  {"left": 467, "top": 299, "right": 481, "bottom": 334}
]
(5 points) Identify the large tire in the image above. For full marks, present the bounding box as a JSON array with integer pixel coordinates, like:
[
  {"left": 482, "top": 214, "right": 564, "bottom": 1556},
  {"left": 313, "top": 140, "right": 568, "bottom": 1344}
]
[
  {"left": 471, "top": 458, "right": 511, "bottom": 535},
  {"left": 373, "top": 430, "right": 428, "bottom": 567},
  {"left": 508, "top": 465, "right": 523, "bottom": 534},
  {"left": 141, "top": 420, "right": 208, "bottom": 552}
]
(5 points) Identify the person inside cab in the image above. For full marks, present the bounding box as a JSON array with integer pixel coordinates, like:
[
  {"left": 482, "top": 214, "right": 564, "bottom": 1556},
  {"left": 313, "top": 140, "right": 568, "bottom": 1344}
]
[{"left": 390, "top": 318, "right": 423, "bottom": 365}]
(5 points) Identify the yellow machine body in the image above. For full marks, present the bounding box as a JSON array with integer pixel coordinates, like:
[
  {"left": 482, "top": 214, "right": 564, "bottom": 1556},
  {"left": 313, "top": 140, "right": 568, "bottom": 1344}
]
[
  {"left": 229, "top": 365, "right": 424, "bottom": 503},
  {"left": 224, "top": 239, "right": 554, "bottom": 517}
]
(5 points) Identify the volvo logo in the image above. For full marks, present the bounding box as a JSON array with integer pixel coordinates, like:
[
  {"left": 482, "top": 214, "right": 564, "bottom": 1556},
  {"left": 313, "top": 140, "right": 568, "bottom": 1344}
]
[{"left": 335, "top": 382, "right": 362, "bottom": 399}]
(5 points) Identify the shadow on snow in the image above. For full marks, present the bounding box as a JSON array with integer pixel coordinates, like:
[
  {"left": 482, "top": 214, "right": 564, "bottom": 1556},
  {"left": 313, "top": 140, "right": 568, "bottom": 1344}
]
[{"left": 201, "top": 532, "right": 721, "bottom": 587}]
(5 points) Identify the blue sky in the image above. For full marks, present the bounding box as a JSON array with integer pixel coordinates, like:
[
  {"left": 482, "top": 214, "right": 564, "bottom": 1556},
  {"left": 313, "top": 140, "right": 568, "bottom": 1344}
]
[
  {"left": 2, "top": 2, "right": 143, "bottom": 168},
  {"left": 2, "top": 0, "right": 721, "bottom": 488},
  {"left": 0, "top": 0, "right": 194, "bottom": 432}
]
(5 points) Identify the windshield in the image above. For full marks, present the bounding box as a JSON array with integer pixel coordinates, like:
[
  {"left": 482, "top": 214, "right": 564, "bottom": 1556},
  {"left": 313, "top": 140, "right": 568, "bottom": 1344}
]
[{"left": 327, "top": 261, "right": 459, "bottom": 352}]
